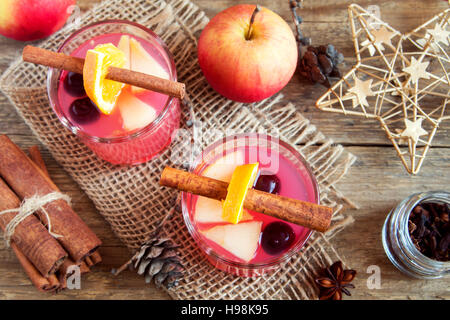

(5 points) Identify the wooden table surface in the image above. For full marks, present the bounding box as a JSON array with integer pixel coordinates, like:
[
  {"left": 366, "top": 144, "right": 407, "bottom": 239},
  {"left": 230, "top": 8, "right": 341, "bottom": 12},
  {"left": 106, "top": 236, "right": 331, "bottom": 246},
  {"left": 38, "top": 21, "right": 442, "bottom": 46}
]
[{"left": 0, "top": 0, "right": 449, "bottom": 300}]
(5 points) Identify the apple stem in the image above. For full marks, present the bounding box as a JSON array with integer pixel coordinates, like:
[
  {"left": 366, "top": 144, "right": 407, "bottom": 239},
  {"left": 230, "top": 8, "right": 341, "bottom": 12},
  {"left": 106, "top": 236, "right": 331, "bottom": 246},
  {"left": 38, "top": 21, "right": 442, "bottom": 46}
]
[{"left": 246, "top": 5, "right": 261, "bottom": 40}]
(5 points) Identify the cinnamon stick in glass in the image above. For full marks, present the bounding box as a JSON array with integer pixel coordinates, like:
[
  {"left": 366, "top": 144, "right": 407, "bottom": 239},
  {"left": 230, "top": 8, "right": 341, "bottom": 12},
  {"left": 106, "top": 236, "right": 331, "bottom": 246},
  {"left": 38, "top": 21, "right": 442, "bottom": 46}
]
[
  {"left": 0, "top": 177, "right": 67, "bottom": 276},
  {"left": 160, "top": 166, "right": 333, "bottom": 232},
  {"left": 22, "top": 45, "right": 185, "bottom": 100},
  {"left": 0, "top": 135, "right": 102, "bottom": 263}
]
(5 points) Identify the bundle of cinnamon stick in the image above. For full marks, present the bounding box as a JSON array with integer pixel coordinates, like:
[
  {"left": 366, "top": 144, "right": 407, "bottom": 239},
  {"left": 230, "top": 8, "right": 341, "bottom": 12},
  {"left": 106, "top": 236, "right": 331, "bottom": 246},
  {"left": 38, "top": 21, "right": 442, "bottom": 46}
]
[{"left": 0, "top": 135, "right": 102, "bottom": 293}]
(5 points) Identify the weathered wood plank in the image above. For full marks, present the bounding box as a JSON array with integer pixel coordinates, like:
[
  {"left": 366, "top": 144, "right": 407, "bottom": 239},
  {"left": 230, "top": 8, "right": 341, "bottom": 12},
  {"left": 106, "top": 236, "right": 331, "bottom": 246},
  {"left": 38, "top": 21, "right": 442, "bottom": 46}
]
[{"left": 333, "top": 146, "right": 450, "bottom": 300}]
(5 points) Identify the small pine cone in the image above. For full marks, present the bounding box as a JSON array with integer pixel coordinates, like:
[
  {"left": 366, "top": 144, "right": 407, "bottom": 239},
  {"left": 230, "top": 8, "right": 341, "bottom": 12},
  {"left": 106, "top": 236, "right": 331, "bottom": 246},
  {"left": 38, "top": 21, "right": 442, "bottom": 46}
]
[
  {"left": 133, "top": 238, "right": 184, "bottom": 289},
  {"left": 298, "top": 44, "right": 344, "bottom": 87},
  {"left": 114, "top": 235, "right": 185, "bottom": 289}
]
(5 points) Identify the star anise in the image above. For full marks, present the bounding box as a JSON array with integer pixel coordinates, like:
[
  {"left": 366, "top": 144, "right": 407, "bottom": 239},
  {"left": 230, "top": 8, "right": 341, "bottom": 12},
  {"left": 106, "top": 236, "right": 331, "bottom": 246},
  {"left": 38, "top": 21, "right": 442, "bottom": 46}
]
[{"left": 314, "top": 261, "right": 356, "bottom": 300}]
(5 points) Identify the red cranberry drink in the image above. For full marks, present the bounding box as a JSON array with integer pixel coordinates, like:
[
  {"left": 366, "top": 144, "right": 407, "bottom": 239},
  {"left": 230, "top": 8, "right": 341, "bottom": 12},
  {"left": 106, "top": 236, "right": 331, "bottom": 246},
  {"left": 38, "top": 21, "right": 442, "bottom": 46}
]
[
  {"left": 182, "top": 134, "right": 319, "bottom": 276},
  {"left": 48, "top": 21, "right": 180, "bottom": 164}
]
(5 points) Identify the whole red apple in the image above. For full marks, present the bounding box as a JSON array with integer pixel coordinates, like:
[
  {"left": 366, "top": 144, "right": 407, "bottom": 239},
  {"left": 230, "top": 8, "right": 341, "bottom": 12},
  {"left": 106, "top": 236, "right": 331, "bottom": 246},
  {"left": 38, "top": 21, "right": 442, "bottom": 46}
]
[
  {"left": 198, "top": 4, "right": 297, "bottom": 103},
  {"left": 0, "top": 0, "right": 76, "bottom": 41}
]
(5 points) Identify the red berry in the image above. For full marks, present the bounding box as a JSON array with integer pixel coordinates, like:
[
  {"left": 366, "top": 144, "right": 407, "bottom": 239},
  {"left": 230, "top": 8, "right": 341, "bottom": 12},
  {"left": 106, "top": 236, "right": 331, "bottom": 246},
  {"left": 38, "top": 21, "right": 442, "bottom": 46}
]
[
  {"left": 69, "top": 98, "right": 100, "bottom": 124},
  {"left": 261, "top": 221, "right": 295, "bottom": 255},
  {"left": 64, "top": 72, "right": 86, "bottom": 97},
  {"left": 254, "top": 174, "right": 280, "bottom": 194}
]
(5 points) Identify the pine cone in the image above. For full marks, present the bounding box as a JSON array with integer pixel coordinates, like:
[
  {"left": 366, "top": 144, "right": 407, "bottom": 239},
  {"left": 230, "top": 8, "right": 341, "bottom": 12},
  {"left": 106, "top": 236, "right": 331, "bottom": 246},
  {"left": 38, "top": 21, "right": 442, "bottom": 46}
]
[
  {"left": 134, "top": 238, "right": 184, "bottom": 288},
  {"left": 298, "top": 44, "right": 344, "bottom": 87},
  {"left": 114, "top": 235, "right": 184, "bottom": 289}
]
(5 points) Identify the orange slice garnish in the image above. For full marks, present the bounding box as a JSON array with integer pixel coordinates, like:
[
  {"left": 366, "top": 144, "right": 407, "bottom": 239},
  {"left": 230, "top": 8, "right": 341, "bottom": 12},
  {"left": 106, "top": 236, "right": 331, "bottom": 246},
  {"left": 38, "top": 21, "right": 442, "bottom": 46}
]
[
  {"left": 83, "top": 43, "right": 126, "bottom": 115},
  {"left": 222, "top": 163, "right": 259, "bottom": 224}
]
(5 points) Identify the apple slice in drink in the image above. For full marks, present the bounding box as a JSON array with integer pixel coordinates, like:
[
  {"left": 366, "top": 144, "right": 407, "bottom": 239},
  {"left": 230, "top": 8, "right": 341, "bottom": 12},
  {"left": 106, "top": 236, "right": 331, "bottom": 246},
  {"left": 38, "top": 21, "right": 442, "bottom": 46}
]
[
  {"left": 202, "top": 221, "right": 262, "bottom": 262},
  {"left": 194, "top": 150, "right": 246, "bottom": 222},
  {"left": 129, "top": 37, "right": 170, "bottom": 93},
  {"left": 116, "top": 88, "right": 157, "bottom": 131},
  {"left": 117, "top": 35, "right": 170, "bottom": 93},
  {"left": 202, "top": 150, "right": 245, "bottom": 182},
  {"left": 117, "top": 35, "right": 131, "bottom": 70}
]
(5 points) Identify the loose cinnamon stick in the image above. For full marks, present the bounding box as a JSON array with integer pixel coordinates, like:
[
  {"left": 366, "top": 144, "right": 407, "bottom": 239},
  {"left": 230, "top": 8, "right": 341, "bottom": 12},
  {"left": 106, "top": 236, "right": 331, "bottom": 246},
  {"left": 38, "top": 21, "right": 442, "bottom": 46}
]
[
  {"left": 0, "top": 135, "right": 102, "bottom": 263},
  {"left": 11, "top": 242, "right": 60, "bottom": 293},
  {"left": 160, "top": 166, "right": 333, "bottom": 232},
  {"left": 0, "top": 177, "right": 67, "bottom": 276},
  {"left": 22, "top": 45, "right": 185, "bottom": 100}
]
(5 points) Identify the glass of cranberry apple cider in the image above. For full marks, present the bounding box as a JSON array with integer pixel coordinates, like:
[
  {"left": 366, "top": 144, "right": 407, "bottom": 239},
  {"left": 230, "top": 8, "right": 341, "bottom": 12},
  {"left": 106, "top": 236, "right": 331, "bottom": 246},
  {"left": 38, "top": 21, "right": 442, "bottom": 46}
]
[
  {"left": 181, "top": 133, "right": 319, "bottom": 277},
  {"left": 47, "top": 20, "right": 180, "bottom": 165}
]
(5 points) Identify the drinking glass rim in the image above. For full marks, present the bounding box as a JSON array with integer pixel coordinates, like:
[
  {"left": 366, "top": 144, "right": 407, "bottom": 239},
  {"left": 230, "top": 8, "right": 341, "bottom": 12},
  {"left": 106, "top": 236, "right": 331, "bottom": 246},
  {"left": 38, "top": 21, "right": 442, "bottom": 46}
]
[
  {"left": 181, "top": 133, "right": 320, "bottom": 270},
  {"left": 47, "top": 19, "right": 177, "bottom": 144}
]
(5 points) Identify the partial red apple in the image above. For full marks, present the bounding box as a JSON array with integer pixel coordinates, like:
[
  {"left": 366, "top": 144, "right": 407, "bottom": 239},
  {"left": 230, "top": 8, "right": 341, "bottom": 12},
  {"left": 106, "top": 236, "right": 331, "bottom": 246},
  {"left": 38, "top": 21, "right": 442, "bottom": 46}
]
[
  {"left": 0, "top": 0, "right": 76, "bottom": 41},
  {"left": 197, "top": 4, "right": 298, "bottom": 103}
]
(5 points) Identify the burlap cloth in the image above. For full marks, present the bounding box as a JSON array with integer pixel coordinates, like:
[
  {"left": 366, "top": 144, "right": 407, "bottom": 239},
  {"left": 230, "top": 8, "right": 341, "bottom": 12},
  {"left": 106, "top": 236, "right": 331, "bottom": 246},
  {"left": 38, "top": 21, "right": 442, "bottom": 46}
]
[{"left": 0, "top": 0, "right": 358, "bottom": 299}]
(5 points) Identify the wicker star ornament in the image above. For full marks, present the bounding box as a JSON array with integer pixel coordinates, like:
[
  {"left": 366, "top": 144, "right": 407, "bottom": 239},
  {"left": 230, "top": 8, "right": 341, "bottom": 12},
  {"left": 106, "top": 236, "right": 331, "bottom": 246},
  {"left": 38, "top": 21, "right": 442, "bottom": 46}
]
[{"left": 316, "top": 4, "right": 449, "bottom": 174}]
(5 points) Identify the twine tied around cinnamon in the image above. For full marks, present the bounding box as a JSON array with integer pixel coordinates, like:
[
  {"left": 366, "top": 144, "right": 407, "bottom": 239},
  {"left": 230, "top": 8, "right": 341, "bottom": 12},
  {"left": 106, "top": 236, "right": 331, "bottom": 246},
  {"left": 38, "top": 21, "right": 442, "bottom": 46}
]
[{"left": 0, "top": 192, "right": 71, "bottom": 246}]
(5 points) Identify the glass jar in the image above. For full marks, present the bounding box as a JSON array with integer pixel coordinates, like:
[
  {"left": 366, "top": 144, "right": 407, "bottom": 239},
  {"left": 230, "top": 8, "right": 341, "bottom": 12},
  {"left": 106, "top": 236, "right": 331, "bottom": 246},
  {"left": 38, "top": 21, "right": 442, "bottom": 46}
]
[
  {"left": 47, "top": 20, "right": 180, "bottom": 165},
  {"left": 382, "top": 191, "right": 450, "bottom": 279}
]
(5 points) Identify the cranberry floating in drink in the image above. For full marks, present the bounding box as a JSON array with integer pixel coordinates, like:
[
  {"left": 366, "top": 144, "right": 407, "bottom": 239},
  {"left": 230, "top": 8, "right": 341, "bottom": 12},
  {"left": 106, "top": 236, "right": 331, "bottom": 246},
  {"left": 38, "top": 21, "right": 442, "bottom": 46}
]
[
  {"left": 69, "top": 98, "right": 100, "bottom": 124},
  {"left": 64, "top": 71, "right": 86, "bottom": 97},
  {"left": 179, "top": 134, "right": 322, "bottom": 277},
  {"left": 47, "top": 21, "right": 181, "bottom": 164},
  {"left": 254, "top": 173, "right": 281, "bottom": 194},
  {"left": 261, "top": 221, "right": 296, "bottom": 255}
]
